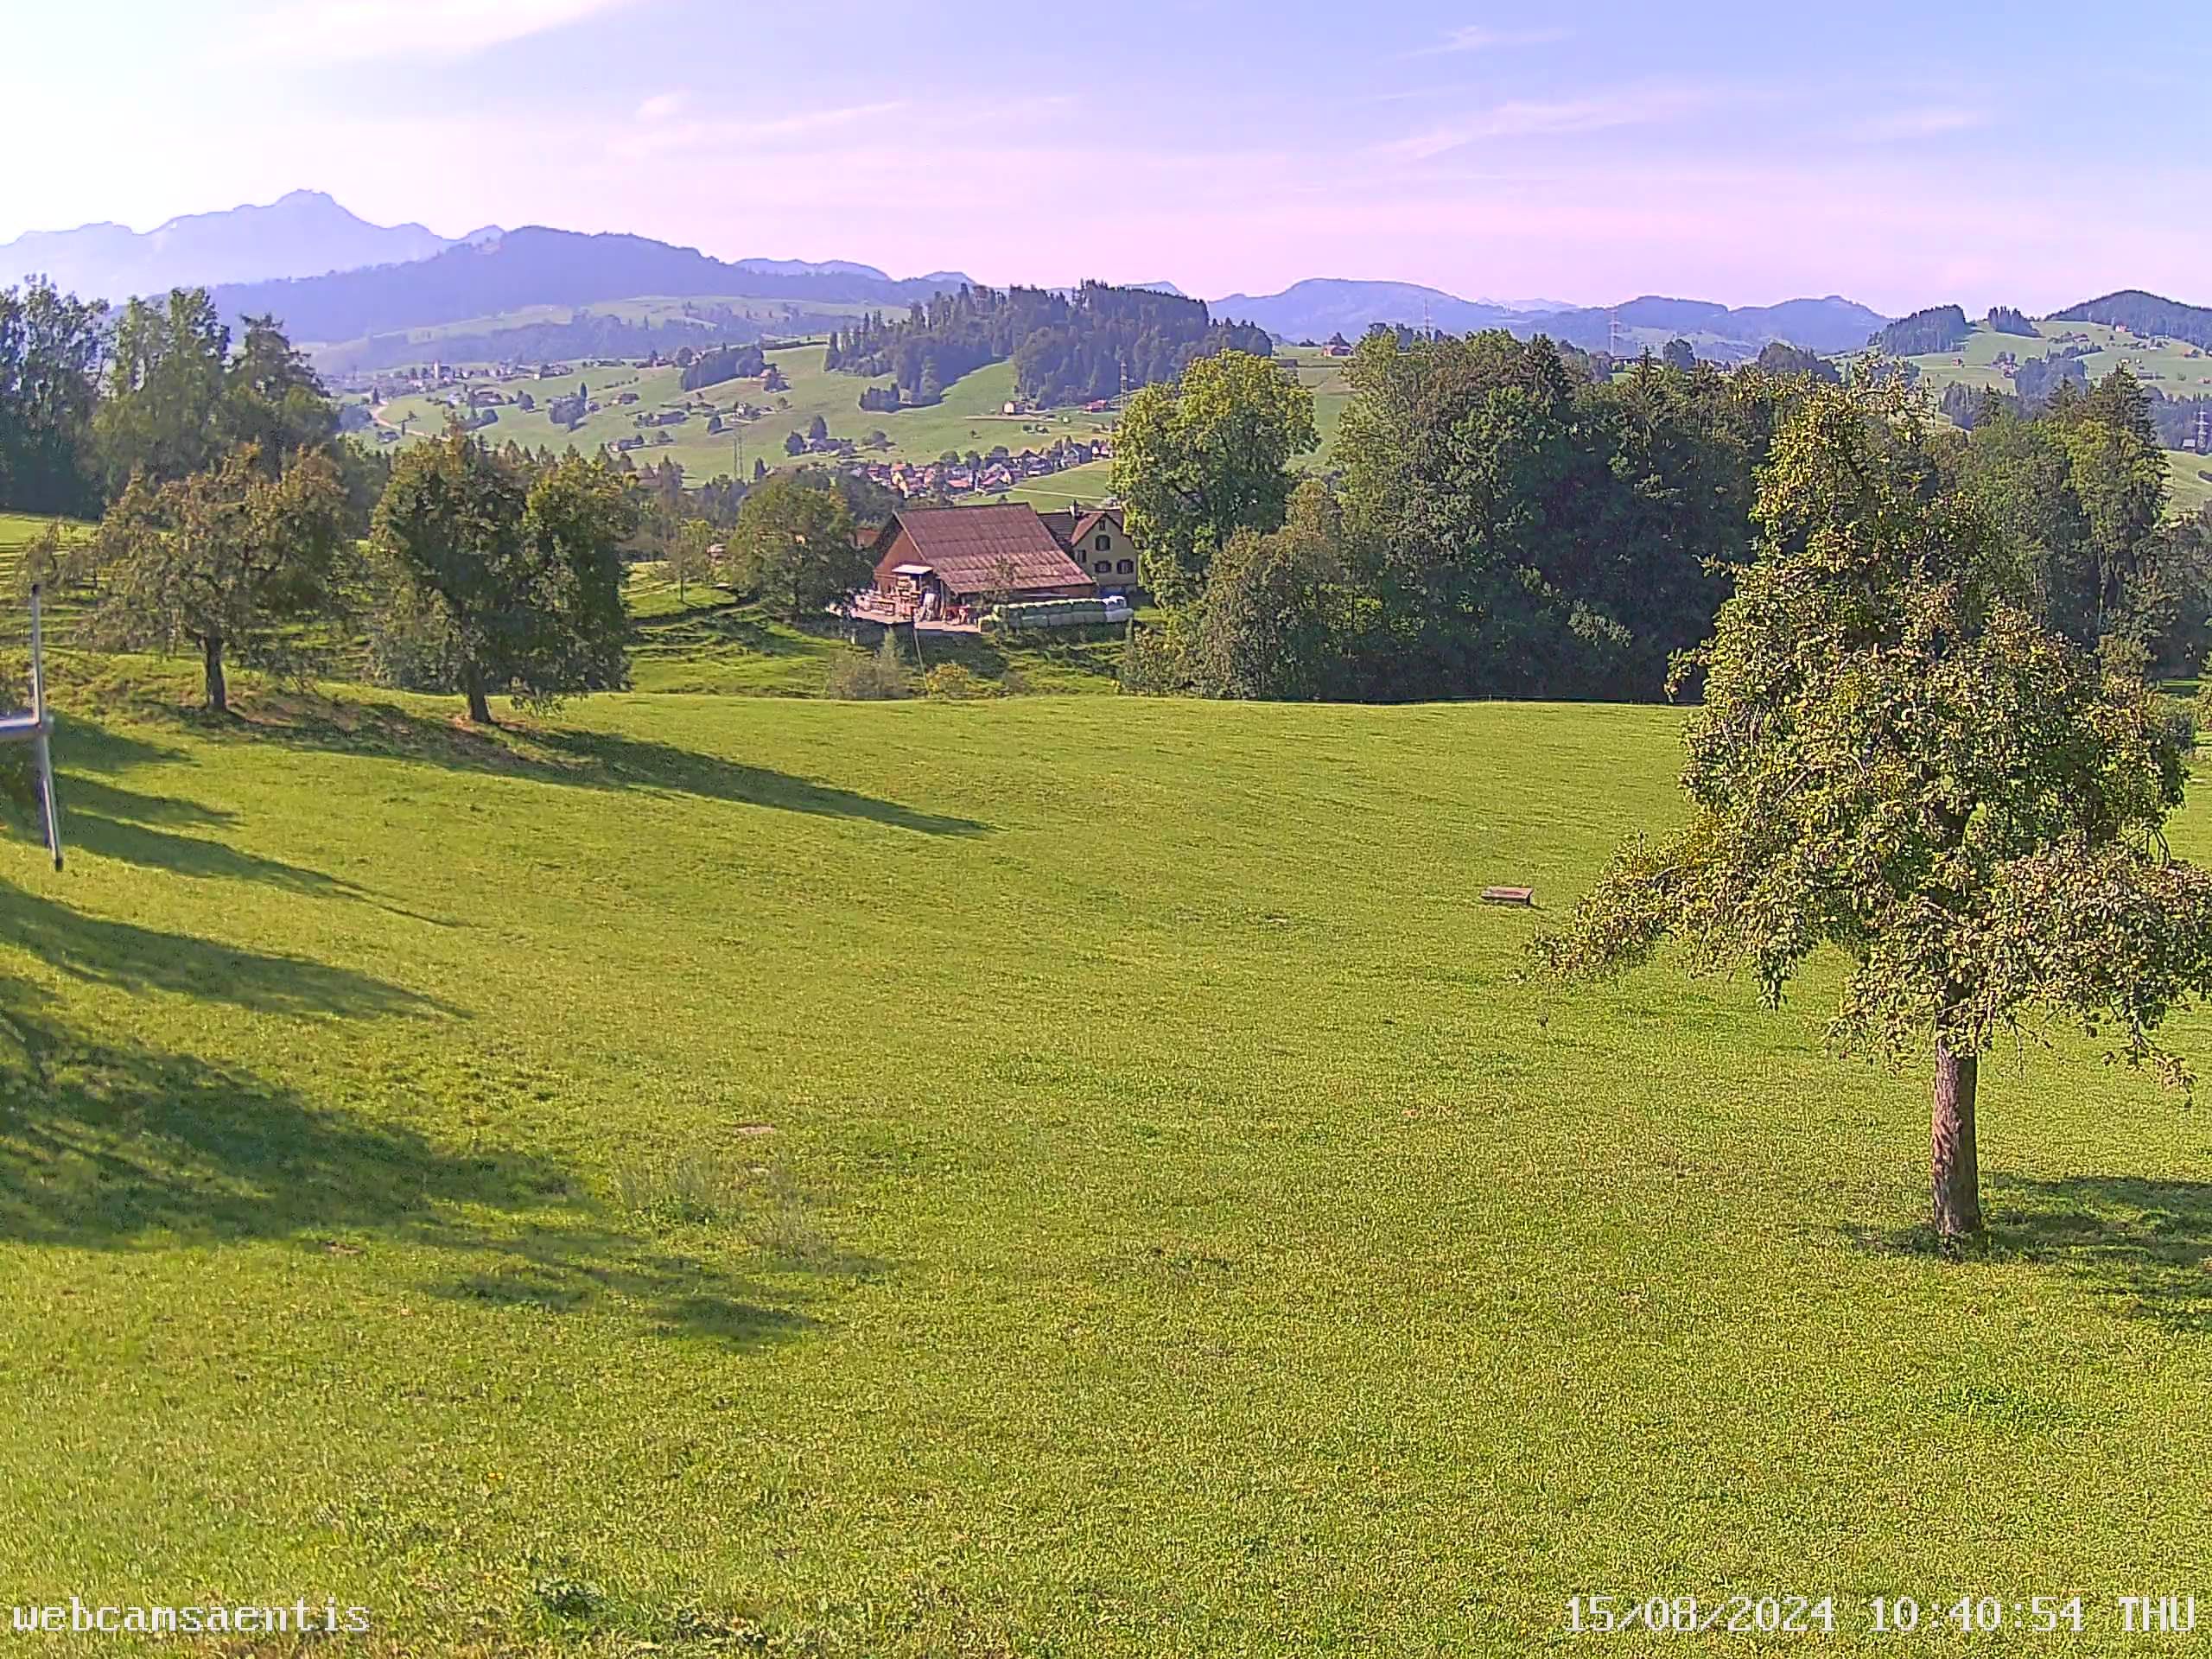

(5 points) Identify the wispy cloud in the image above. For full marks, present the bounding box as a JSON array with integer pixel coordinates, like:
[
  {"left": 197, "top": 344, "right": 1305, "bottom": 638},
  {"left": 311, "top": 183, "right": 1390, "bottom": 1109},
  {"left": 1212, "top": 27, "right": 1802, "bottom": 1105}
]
[
  {"left": 258, "top": 0, "right": 645, "bottom": 62},
  {"left": 1849, "top": 106, "right": 1991, "bottom": 142},
  {"left": 1376, "top": 87, "right": 1711, "bottom": 160},
  {"left": 1418, "top": 22, "right": 1571, "bottom": 55},
  {"left": 604, "top": 101, "right": 912, "bottom": 163}
]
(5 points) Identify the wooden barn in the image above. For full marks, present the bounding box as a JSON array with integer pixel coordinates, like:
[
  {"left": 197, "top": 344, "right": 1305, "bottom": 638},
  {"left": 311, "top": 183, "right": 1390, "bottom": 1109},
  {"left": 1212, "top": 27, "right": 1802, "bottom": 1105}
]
[{"left": 871, "top": 505, "right": 1096, "bottom": 620}]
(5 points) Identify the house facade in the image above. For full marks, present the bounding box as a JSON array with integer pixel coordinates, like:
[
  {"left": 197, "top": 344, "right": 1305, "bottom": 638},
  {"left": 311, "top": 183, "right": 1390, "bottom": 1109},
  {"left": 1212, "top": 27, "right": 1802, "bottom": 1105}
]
[{"left": 1041, "top": 506, "right": 1141, "bottom": 594}]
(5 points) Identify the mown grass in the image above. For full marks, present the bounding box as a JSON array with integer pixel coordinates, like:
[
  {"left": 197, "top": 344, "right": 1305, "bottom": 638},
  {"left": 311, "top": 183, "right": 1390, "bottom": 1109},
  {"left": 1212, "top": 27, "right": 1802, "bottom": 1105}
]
[{"left": 0, "top": 667, "right": 2209, "bottom": 1654}]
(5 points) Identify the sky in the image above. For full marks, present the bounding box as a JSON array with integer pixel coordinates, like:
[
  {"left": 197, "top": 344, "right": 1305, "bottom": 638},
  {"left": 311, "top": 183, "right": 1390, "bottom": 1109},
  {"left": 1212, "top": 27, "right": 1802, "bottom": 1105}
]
[{"left": 7, "top": 0, "right": 2209, "bottom": 315}]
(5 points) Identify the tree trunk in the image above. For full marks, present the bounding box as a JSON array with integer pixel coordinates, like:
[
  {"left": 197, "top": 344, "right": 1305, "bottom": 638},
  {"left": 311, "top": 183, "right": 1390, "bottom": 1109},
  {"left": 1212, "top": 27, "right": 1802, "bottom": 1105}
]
[
  {"left": 1931, "top": 1039, "right": 1982, "bottom": 1240},
  {"left": 201, "top": 636, "right": 227, "bottom": 714},
  {"left": 461, "top": 662, "right": 493, "bottom": 726}
]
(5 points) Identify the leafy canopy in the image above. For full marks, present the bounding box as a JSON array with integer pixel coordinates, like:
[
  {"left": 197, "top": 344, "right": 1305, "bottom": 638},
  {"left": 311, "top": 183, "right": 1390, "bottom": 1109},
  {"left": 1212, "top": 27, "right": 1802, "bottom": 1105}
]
[
  {"left": 727, "top": 475, "right": 864, "bottom": 625},
  {"left": 1111, "top": 349, "right": 1315, "bottom": 609},
  {"left": 371, "top": 429, "right": 635, "bottom": 719},
  {"left": 1538, "top": 379, "right": 2212, "bottom": 1080},
  {"left": 78, "top": 444, "right": 351, "bottom": 709}
]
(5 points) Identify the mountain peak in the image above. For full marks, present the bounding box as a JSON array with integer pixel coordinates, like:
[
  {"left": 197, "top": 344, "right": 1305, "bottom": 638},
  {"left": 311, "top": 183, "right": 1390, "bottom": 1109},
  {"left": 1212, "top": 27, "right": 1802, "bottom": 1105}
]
[{"left": 1, "top": 189, "right": 467, "bottom": 299}]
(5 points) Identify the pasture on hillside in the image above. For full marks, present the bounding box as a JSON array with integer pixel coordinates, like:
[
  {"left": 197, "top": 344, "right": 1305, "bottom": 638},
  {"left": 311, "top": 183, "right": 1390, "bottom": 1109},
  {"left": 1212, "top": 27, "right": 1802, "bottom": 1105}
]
[
  {"left": 0, "top": 670, "right": 2209, "bottom": 1654},
  {"left": 1896, "top": 318, "right": 2212, "bottom": 401},
  {"left": 2167, "top": 449, "right": 2212, "bottom": 518},
  {"left": 309, "top": 295, "right": 880, "bottom": 377},
  {"left": 369, "top": 346, "right": 1122, "bottom": 493}
]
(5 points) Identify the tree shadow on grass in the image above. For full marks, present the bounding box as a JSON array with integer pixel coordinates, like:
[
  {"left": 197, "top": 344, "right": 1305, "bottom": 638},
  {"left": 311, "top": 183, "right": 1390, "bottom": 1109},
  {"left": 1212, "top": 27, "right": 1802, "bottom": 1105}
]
[
  {"left": 1841, "top": 1175, "right": 2212, "bottom": 1336},
  {"left": 1987, "top": 1174, "right": 2212, "bottom": 1336},
  {"left": 0, "top": 989, "right": 841, "bottom": 1351},
  {"left": 27, "top": 728, "right": 464, "bottom": 926},
  {"left": 0, "top": 879, "right": 454, "bottom": 1020},
  {"left": 65, "top": 790, "right": 378, "bottom": 902},
  {"left": 111, "top": 689, "right": 992, "bottom": 837}
]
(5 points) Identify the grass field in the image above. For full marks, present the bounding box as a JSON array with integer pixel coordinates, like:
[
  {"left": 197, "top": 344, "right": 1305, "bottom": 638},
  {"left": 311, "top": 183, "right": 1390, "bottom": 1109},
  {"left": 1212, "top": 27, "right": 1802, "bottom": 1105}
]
[
  {"left": 369, "top": 346, "right": 1120, "bottom": 492},
  {"left": 3, "top": 659, "right": 2210, "bottom": 1653},
  {"left": 1897, "top": 319, "right": 2212, "bottom": 401},
  {"left": 366, "top": 340, "right": 1347, "bottom": 510},
  {"left": 2167, "top": 449, "right": 2212, "bottom": 518}
]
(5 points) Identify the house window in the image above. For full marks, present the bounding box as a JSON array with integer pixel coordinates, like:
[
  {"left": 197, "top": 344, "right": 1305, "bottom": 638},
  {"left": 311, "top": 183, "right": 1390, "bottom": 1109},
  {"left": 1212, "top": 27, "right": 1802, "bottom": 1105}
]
[
  {"left": 1094, "top": 561, "right": 1112, "bottom": 574},
  {"left": 1117, "top": 559, "right": 1134, "bottom": 574},
  {"left": 1095, "top": 534, "right": 1110, "bottom": 552}
]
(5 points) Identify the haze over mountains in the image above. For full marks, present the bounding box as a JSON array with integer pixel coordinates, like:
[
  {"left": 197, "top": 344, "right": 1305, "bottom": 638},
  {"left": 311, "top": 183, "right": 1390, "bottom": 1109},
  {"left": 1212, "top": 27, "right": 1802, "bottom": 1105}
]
[
  {"left": 4, "top": 189, "right": 2168, "bottom": 371},
  {"left": 0, "top": 189, "right": 501, "bottom": 301}
]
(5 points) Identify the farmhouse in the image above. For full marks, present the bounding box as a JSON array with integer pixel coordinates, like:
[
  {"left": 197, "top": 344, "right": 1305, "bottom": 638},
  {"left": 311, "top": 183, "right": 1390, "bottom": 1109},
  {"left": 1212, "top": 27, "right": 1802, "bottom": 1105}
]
[
  {"left": 871, "top": 504, "right": 1096, "bottom": 619},
  {"left": 1040, "top": 506, "right": 1140, "bottom": 592}
]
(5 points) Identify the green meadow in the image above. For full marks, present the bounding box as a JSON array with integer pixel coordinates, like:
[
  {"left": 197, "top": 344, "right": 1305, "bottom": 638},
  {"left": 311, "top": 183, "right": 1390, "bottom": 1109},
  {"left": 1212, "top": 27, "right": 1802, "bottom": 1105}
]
[
  {"left": 2167, "top": 450, "right": 2212, "bottom": 518},
  {"left": 0, "top": 639, "right": 2209, "bottom": 1651},
  {"left": 1898, "top": 319, "right": 2212, "bottom": 400},
  {"left": 370, "top": 346, "right": 1120, "bottom": 493}
]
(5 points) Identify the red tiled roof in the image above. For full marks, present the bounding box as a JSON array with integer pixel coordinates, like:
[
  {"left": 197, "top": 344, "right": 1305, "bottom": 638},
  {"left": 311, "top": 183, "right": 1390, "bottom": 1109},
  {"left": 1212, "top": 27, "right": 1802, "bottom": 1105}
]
[
  {"left": 885, "top": 505, "right": 1095, "bottom": 596},
  {"left": 1065, "top": 508, "right": 1122, "bottom": 546}
]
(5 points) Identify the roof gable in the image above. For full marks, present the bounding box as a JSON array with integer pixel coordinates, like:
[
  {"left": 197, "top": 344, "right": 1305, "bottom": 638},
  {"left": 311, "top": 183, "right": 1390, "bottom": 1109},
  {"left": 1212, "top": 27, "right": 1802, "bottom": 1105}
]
[{"left": 889, "top": 505, "right": 1094, "bottom": 594}]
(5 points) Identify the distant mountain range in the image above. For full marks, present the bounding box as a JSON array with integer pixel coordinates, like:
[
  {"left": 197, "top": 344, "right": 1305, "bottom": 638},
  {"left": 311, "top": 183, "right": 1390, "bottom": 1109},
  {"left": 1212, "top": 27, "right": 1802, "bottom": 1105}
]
[
  {"left": 209, "top": 227, "right": 981, "bottom": 346},
  {"left": 1210, "top": 281, "right": 1891, "bottom": 357},
  {"left": 0, "top": 189, "right": 499, "bottom": 301},
  {"left": 1211, "top": 279, "right": 1527, "bottom": 340},
  {"left": 13, "top": 189, "right": 2119, "bottom": 368}
]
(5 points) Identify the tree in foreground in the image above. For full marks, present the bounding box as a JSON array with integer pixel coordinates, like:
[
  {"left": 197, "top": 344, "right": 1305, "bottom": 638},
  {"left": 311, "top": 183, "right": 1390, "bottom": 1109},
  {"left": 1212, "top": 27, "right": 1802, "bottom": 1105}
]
[
  {"left": 727, "top": 475, "right": 864, "bottom": 625},
  {"left": 372, "top": 430, "right": 635, "bottom": 723},
  {"left": 80, "top": 445, "right": 349, "bottom": 712},
  {"left": 1535, "top": 381, "right": 2212, "bottom": 1240},
  {"left": 1111, "top": 348, "right": 1315, "bottom": 608}
]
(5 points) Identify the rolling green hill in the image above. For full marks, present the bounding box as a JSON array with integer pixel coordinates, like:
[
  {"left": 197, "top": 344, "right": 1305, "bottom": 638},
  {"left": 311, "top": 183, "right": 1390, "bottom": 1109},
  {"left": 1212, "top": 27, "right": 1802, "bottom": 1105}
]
[
  {"left": 1893, "top": 317, "right": 2212, "bottom": 399},
  {"left": 368, "top": 346, "right": 1120, "bottom": 494},
  {"left": 2, "top": 669, "right": 2209, "bottom": 1653}
]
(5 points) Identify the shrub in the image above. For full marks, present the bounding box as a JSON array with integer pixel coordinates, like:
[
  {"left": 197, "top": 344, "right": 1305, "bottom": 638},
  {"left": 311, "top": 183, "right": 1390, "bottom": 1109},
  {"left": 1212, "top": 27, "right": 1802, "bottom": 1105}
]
[
  {"left": 1118, "top": 622, "right": 1188, "bottom": 696},
  {"left": 823, "top": 632, "right": 912, "bottom": 700},
  {"left": 920, "top": 662, "right": 993, "bottom": 699}
]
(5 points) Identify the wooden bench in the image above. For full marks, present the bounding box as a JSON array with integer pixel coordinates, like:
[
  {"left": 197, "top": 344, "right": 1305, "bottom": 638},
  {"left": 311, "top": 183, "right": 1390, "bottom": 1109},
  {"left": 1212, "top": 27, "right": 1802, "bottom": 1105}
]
[{"left": 1480, "top": 886, "right": 1535, "bottom": 907}]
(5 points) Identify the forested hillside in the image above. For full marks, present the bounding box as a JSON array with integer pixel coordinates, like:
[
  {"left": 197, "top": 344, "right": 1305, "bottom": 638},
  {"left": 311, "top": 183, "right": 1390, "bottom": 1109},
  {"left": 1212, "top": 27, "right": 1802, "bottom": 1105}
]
[
  {"left": 1872, "top": 303, "right": 1971, "bottom": 355},
  {"left": 2049, "top": 289, "right": 2212, "bottom": 350},
  {"left": 825, "top": 283, "right": 1272, "bottom": 408},
  {"left": 209, "top": 228, "right": 972, "bottom": 345}
]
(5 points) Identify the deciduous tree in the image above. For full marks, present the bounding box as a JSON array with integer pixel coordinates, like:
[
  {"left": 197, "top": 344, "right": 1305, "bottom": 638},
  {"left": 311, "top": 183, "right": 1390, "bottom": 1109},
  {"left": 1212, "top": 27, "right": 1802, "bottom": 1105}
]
[
  {"left": 665, "top": 517, "right": 715, "bottom": 603},
  {"left": 372, "top": 430, "right": 636, "bottom": 722},
  {"left": 727, "top": 475, "right": 865, "bottom": 625},
  {"left": 79, "top": 445, "right": 350, "bottom": 712},
  {"left": 1111, "top": 349, "right": 1315, "bottom": 607},
  {"left": 0, "top": 278, "right": 106, "bottom": 518},
  {"left": 1536, "top": 381, "right": 2212, "bottom": 1240}
]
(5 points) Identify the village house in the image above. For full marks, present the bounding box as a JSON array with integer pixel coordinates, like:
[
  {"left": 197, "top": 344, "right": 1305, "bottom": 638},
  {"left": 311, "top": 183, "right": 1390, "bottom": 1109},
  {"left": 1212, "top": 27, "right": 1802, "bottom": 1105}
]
[
  {"left": 1041, "top": 506, "right": 1141, "bottom": 593},
  {"left": 870, "top": 504, "right": 1097, "bottom": 620}
]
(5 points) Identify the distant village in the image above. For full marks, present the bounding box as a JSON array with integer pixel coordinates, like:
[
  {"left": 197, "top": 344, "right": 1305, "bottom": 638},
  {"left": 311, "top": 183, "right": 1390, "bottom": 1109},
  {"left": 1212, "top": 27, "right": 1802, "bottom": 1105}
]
[{"left": 340, "top": 351, "right": 1116, "bottom": 497}]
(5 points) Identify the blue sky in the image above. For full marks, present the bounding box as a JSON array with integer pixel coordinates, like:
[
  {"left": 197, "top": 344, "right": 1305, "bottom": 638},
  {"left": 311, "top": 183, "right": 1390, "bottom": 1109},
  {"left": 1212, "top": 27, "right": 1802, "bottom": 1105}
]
[{"left": 10, "top": 0, "right": 2209, "bottom": 313}]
